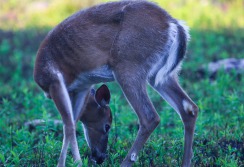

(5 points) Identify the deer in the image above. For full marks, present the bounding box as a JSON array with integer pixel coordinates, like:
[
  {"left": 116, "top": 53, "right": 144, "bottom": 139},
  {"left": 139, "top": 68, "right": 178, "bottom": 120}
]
[
  {"left": 34, "top": 1, "right": 198, "bottom": 167},
  {"left": 78, "top": 84, "right": 112, "bottom": 165}
]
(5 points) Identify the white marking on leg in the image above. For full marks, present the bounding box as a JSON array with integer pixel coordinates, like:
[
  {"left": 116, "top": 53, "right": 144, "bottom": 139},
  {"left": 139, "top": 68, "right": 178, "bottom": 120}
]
[
  {"left": 58, "top": 126, "right": 70, "bottom": 167},
  {"left": 182, "top": 100, "right": 194, "bottom": 115},
  {"left": 70, "top": 133, "right": 81, "bottom": 161},
  {"left": 58, "top": 72, "right": 75, "bottom": 121},
  {"left": 130, "top": 152, "right": 138, "bottom": 162},
  {"left": 82, "top": 124, "right": 91, "bottom": 148},
  {"left": 59, "top": 73, "right": 81, "bottom": 162}
]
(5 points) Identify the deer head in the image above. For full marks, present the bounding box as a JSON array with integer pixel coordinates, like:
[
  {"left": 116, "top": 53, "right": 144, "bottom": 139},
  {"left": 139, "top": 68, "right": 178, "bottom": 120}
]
[{"left": 80, "top": 84, "right": 112, "bottom": 164}]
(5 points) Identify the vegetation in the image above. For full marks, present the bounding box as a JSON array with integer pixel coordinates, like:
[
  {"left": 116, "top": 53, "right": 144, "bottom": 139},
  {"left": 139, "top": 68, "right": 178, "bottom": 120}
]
[{"left": 0, "top": 0, "right": 243, "bottom": 166}]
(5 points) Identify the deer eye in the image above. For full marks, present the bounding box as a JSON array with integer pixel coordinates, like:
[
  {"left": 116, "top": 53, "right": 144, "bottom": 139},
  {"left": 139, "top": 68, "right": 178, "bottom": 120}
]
[{"left": 105, "top": 124, "right": 110, "bottom": 133}]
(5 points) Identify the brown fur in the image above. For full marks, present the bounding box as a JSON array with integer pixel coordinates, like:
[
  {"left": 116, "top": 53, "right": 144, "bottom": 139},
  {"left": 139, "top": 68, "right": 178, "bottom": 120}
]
[
  {"left": 34, "top": 1, "right": 172, "bottom": 90},
  {"left": 34, "top": 1, "right": 198, "bottom": 167}
]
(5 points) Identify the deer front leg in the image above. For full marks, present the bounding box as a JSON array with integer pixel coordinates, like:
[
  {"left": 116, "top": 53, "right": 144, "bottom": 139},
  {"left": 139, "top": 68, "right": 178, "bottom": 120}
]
[
  {"left": 150, "top": 76, "right": 198, "bottom": 167},
  {"left": 49, "top": 75, "right": 81, "bottom": 167},
  {"left": 114, "top": 72, "right": 160, "bottom": 167}
]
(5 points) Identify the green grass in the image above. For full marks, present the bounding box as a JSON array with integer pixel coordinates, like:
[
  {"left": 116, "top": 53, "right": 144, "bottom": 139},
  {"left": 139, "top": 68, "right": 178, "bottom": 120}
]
[{"left": 0, "top": 0, "right": 244, "bottom": 166}]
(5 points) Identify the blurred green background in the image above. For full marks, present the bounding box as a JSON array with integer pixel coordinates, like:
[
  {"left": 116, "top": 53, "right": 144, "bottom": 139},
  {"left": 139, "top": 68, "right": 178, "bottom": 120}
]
[
  {"left": 0, "top": 0, "right": 243, "bottom": 29},
  {"left": 0, "top": 0, "right": 243, "bottom": 166}
]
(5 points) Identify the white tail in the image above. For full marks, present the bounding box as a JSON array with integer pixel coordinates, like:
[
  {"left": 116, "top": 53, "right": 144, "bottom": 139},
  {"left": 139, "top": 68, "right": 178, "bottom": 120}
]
[{"left": 34, "top": 1, "right": 198, "bottom": 167}]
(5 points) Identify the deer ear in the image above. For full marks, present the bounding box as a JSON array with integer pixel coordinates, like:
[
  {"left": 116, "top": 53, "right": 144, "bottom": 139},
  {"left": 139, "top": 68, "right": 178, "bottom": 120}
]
[{"left": 95, "top": 84, "right": 110, "bottom": 107}]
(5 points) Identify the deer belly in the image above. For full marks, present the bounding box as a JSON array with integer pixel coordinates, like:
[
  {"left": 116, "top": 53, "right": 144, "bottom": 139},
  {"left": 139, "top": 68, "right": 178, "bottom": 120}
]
[{"left": 68, "top": 65, "right": 114, "bottom": 91}]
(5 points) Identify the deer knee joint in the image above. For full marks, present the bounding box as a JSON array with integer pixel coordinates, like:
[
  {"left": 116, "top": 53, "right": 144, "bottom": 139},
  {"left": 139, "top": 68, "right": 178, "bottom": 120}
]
[
  {"left": 182, "top": 100, "right": 198, "bottom": 117},
  {"left": 64, "top": 123, "right": 76, "bottom": 135},
  {"left": 149, "top": 115, "right": 160, "bottom": 130},
  {"left": 141, "top": 115, "right": 160, "bottom": 132},
  {"left": 153, "top": 116, "right": 161, "bottom": 127}
]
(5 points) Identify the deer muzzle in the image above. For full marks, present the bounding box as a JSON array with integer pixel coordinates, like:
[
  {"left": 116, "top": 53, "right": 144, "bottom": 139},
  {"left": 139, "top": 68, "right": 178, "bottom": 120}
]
[{"left": 91, "top": 148, "right": 108, "bottom": 164}]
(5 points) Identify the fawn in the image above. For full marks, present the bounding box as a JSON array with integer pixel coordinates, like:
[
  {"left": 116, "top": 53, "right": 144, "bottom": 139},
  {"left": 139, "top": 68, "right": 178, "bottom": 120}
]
[{"left": 34, "top": 1, "right": 198, "bottom": 166}]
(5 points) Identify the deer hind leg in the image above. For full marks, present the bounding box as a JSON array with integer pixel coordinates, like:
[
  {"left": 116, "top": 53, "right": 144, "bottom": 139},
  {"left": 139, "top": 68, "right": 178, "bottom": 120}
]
[
  {"left": 149, "top": 76, "right": 198, "bottom": 167},
  {"left": 48, "top": 74, "right": 81, "bottom": 167},
  {"left": 113, "top": 70, "right": 160, "bottom": 167}
]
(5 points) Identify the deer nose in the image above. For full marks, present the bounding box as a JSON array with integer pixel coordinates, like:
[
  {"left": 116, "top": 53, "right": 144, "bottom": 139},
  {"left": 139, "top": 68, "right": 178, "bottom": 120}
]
[
  {"left": 91, "top": 154, "right": 107, "bottom": 165},
  {"left": 96, "top": 155, "right": 105, "bottom": 164},
  {"left": 91, "top": 151, "right": 107, "bottom": 164}
]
